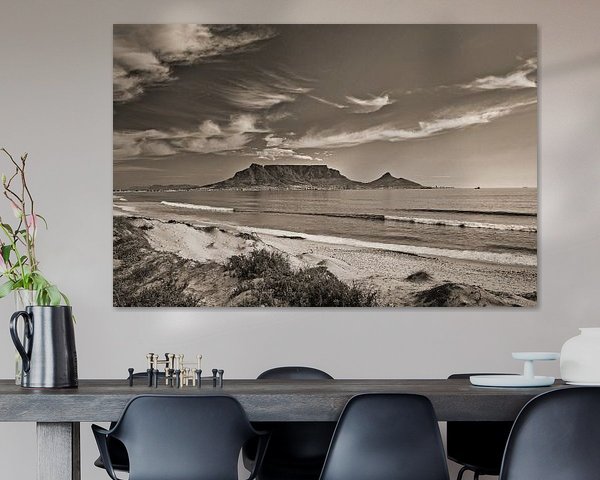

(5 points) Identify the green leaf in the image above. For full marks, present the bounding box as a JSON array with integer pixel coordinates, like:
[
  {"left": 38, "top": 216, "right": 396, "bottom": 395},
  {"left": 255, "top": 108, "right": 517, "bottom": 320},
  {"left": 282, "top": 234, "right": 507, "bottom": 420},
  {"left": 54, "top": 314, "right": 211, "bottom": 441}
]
[
  {"left": 60, "top": 291, "right": 71, "bottom": 306},
  {"left": 1, "top": 223, "right": 13, "bottom": 235},
  {"left": 46, "top": 285, "right": 61, "bottom": 306},
  {"left": 35, "top": 289, "right": 47, "bottom": 306},
  {"left": 0, "top": 280, "right": 16, "bottom": 298},
  {"left": 1, "top": 245, "right": 12, "bottom": 262},
  {"left": 30, "top": 273, "right": 49, "bottom": 291}
]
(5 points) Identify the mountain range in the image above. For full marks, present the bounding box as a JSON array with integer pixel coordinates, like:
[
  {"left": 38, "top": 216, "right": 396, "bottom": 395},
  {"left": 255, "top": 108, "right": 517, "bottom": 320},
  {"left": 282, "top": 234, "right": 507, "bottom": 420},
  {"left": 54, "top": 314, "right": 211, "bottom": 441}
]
[{"left": 203, "top": 164, "right": 425, "bottom": 190}]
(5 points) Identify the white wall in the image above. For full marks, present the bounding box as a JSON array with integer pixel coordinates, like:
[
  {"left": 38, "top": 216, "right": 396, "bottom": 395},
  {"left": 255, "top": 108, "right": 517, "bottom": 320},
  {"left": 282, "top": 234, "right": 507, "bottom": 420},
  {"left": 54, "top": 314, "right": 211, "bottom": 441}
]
[{"left": 1, "top": 0, "right": 600, "bottom": 478}]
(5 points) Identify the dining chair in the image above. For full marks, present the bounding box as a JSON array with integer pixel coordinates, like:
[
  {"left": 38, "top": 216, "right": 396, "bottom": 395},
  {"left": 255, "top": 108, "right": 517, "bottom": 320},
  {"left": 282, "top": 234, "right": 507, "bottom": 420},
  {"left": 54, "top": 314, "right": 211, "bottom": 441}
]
[
  {"left": 93, "top": 372, "right": 164, "bottom": 472},
  {"left": 319, "top": 393, "right": 449, "bottom": 480},
  {"left": 447, "top": 373, "right": 514, "bottom": 480},
  {"left": 500, "top": 387, "right": 600, "bottom": 480},
  {"left": 243, "top": 366, "right": 336, "bottom": 480},
  {"left": 92, "top": 395, "right": 269, "bottom": 480}
]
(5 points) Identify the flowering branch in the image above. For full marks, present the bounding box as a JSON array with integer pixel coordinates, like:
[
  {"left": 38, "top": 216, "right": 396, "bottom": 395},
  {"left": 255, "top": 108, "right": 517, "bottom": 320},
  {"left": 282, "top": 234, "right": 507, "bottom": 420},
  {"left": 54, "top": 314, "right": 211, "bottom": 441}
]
[{"left": 0, "top": 148, "right": 69, "bottom": 306}]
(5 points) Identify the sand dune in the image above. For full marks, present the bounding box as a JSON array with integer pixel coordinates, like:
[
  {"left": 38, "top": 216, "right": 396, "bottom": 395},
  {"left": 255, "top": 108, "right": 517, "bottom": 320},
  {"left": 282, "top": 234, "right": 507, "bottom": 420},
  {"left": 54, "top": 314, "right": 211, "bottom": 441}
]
[{"left": 113, "top": 214, "right": 536, "bottom": 307}]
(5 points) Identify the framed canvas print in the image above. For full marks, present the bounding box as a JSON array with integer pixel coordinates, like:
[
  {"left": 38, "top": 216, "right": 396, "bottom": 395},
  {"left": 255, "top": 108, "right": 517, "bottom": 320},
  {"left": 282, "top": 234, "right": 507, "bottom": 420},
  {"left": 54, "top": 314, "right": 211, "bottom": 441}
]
[{"left": 113, "top": 24, "right": 537, "bottom": 307}]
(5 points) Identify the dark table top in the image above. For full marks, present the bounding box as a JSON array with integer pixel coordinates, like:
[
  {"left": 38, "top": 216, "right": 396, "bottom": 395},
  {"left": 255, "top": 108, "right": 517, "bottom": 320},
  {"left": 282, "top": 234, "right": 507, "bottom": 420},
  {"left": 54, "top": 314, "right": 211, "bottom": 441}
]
[{"left": 0, "top": 378, "right": 570, "bottom": 422}]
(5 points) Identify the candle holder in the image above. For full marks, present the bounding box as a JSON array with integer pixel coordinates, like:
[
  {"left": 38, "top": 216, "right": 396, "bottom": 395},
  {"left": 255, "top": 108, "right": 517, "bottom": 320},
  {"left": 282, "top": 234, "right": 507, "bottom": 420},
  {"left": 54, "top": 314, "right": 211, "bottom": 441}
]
[{"left": 470, "top": 352, "right": 559, "bottom": 387}]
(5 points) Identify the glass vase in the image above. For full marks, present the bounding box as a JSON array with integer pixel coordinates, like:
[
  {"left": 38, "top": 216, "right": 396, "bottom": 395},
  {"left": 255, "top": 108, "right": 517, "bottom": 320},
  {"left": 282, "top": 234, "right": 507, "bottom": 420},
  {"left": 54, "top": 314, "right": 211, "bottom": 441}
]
[{"left": 13, "top": 290, "right": 38, "bottom": 385}]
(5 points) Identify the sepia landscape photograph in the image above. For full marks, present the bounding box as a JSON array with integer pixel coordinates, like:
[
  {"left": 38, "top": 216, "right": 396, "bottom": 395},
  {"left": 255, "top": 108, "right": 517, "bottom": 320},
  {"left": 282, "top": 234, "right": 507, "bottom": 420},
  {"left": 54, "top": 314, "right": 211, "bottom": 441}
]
[{"left": 113, "top": 24, "right": 537, "bottom": 307}]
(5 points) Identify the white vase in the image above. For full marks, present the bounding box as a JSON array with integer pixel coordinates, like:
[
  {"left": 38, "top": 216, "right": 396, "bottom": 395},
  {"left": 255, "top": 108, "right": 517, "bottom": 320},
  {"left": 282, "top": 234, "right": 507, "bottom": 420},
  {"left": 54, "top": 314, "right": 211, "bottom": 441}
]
[{"left": 560, "top": 328, "right": 600, "bottom": 385}]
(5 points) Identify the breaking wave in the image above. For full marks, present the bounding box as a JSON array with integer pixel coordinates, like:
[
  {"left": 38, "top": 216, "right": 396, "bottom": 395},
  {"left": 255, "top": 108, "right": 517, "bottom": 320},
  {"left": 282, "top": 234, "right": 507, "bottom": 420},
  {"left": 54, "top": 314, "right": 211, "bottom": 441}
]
[
  {"left": 160, "top": 202, "right": 536, "bottom": 233},
  {"left": 160, "top": 201, "right": 234, "bottom": 213},
  {"left": 235, "top": 225, "right": 537, "bottom": 266},
  {"left": 245, "top": 210, "right": 535, "bottom": 231},
  {"left": 384, "top": 216, "right": 537, "bottom": 232},
  {"left": 405, "top": 208, "right": 536, "bottom": 217}
]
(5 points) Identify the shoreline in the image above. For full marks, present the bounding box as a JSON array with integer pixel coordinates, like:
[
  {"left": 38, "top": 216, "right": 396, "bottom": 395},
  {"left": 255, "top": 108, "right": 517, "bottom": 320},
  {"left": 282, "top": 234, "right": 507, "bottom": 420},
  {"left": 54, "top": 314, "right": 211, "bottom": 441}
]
[
  {"left": 113, "top": 202, "right": 537, "bottom": 267},
  {"left": 113, "top": 211, "right": 537, "bottom": 307}
]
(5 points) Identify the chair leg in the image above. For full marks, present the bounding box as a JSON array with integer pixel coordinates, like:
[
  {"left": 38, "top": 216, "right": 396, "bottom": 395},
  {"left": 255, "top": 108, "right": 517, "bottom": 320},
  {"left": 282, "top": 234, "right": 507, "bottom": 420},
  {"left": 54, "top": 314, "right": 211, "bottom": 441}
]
[{"left": 457, "top": 466, "right": 469, "bottom": 480}]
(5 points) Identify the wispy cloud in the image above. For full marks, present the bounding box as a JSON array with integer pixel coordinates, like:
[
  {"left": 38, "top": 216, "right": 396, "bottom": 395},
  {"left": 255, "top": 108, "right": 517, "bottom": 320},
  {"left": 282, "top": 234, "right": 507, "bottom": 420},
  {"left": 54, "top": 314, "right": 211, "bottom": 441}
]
[
  {"left": 264, "top": 134, "right": 285, "bottom": 147},
  {"left": 284, "top": 99, "right": 536, "bottom": 149},
  {"left": 114, "top": 114, "right": 267, "bottom": 159},
  {"left": 113, "top": 24, "right": 275, "bottom": 103},
  {"left": 257, "top": 147, "right": 320, "bottom": 162},
  {"left": 306, "top": 58, "right": 536, "bottom": 114},
  {"left": 257, "top": 134, "right": 321, "bottom": 162},
  {"left": 345, "top": 94, "right": 395, "bottom": 113},
  {"left": 308, "top": 95, "right": 348, "bottom": 109},
  {"left": 222, "top": 70, "right": 311, "bottom": 110},
  {"left": 261, "top": 69, "right": 313, "bottom": 95},
  {"left": 309, "top": 93, "right": 395, "bottom": 113},
  {"left": 265, "top": 110, "right": 293, "bottom": 122},
  {"left": 459, "top": 58, "right": 537, "bottom": 91},
  {"left": 227, "top": 88, "right": 297, "bottom": 110}
]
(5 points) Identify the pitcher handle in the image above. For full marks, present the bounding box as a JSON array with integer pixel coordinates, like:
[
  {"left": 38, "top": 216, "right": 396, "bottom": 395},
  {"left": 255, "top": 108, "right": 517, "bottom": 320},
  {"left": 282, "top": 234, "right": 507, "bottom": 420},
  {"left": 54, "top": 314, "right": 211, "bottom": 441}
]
[{"left": 10, "top": 311, "right": 33, "bottom": 373}]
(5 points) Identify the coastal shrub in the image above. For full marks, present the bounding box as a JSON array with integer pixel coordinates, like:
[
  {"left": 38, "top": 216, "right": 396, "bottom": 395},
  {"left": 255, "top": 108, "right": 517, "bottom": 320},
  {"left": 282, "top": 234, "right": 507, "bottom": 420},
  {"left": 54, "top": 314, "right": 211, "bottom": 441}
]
[
  {"left": 113, "top": 217, "right": 202, "bottom": 307},
  {"left": 405, "top": 270, "right": 433, "bottom": 283},
  {"left": 127, "top": 281, "right": 201, "bottom": 307},
  {"left": 226, "top": 249, "right": 292, "bottom": 280},
  {"left": 269, "top": 266, "right": 377, "bottom": 307},
  {"left": 113, "top": 217, "right": 146, "bottom": 262},
  {"left": 226, "top": 249, "right": 378, "bottom": 307}
]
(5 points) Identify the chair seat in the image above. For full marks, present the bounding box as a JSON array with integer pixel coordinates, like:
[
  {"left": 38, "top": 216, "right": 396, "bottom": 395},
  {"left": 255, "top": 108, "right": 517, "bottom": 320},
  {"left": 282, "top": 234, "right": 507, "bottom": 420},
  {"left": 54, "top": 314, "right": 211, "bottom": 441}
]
[
  {"left": 93, "top": 457, "right": 129, "bottom": 472},
  {"left": 447, "top": 420, "right": 513, "bottom": 474},
  {"left": 258, "top": 459, "right": 325, "bottom": 480},
  {"left": 242, "top": 367, "right": 335, "bottom": 480},
  {"left": 93, "top": 432, "right": 129, "bottom": 472},
  {"left": 447, "top": 374, "right": 514, "bottom": 479}
]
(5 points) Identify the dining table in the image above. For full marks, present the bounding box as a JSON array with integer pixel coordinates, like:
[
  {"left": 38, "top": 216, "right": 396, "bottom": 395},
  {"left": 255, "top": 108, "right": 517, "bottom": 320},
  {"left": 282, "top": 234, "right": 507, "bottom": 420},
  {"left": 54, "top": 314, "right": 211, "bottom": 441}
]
[{"left": 0, "top": 378, "right": 570, "bottom": 480}]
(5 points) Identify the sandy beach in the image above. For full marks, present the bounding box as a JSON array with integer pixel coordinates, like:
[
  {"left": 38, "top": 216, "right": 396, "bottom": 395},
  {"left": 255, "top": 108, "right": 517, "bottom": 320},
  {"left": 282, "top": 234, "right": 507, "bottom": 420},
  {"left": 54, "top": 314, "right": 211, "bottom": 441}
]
[{"left": 113, "top": 207, "right": 536, "bottom": 307}]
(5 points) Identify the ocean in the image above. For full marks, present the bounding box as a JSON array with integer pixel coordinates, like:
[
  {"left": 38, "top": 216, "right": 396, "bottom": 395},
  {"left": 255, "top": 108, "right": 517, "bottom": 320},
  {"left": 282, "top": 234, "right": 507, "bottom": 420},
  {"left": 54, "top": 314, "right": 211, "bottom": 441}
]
[{"left": 116, "top": 188, "right": 537, "bottom": 267}]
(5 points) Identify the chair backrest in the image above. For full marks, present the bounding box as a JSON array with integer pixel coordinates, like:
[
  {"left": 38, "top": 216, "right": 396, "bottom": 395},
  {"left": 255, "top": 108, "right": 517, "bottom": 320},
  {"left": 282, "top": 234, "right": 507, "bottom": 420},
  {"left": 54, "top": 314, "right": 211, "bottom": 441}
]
[
  {"left": 258, "top": 366, "right": 334, "bottom": 380},
  {"left": 110, "top": 395, "right": 256, "bottom": 480},
  {"left": 320, "top": 394, "right": 449, "bottom": 480},
  {"left": 447, "top": 373, "right": 513, "bottom": 472},
  {"left": 500, "top": 387, "right": 600, "bottom": 480},
  {"left": 254, "top": 366, "right": 335, "bottom": 461}
]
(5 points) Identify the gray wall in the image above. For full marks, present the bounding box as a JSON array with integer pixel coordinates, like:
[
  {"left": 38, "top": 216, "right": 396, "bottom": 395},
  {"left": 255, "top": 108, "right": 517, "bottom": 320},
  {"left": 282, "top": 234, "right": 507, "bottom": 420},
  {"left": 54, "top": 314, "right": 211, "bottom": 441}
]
[{"left": 1, "top": 0, "right": 599, "bottom": 478}]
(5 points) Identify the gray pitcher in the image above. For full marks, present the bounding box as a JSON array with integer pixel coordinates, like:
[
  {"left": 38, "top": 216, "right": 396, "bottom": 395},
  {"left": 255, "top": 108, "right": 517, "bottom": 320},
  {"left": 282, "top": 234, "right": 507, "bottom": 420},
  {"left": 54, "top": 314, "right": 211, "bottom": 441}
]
[{"left": 10, "top": 305, "right": 78, "bottom": 388}]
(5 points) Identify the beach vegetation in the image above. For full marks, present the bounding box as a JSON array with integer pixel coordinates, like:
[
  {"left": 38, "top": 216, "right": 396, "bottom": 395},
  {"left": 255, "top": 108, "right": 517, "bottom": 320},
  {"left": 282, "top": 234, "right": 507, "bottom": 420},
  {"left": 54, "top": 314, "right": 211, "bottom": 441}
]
[
  {"left": 226, "top": 249, "right": 378, "bottom": 307},
  {"left": 124, "top": 280, "right": 201, "bottom": 308},
  {"left": 405, "top": 270, "right": 433, "bottom": 283},
  {"left": 113, "top": 217, "right": 202, "bottom": 307}
]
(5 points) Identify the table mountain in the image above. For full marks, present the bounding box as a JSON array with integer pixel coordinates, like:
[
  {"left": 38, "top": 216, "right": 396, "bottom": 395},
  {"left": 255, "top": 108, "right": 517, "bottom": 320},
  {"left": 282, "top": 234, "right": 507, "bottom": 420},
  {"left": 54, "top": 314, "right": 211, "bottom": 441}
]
[{"left": 203, "top": 164, "right": 425, "bottom": 190}]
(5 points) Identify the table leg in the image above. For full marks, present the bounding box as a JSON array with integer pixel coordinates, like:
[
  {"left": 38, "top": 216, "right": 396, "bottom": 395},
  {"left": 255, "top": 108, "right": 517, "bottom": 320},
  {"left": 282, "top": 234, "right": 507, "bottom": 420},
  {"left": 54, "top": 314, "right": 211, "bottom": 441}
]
[{"left": 37, "top": 422, "right": 81, "bottom": 480}]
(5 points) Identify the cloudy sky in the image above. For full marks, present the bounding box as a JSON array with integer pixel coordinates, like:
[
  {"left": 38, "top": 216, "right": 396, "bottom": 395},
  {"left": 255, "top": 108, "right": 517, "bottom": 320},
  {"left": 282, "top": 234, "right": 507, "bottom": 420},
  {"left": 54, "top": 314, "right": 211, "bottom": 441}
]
[{"left": 113, "top": 24, "right": 537, "bottom": 189}]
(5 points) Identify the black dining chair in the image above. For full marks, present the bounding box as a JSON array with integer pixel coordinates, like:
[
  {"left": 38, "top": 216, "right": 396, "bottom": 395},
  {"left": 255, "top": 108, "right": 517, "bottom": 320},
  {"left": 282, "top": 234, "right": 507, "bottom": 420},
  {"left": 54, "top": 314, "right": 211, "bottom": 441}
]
[
  {"left": 93, "top": 372, "right": 165, "bottom": 472},
  {"left": 447, "top": 373, "right": 514, "bottom": 480},
  {"left": 243, "top": 366, "right": 336, "bottom": 480},
  {"left": 92, "top": 395, "right": 269, "bottom": 480},
  {"left": 319, "top": 393, "right": 449, "bottom": 480},
  {"left": 500, "top": 387, "right": 600, "bottom": 480}
]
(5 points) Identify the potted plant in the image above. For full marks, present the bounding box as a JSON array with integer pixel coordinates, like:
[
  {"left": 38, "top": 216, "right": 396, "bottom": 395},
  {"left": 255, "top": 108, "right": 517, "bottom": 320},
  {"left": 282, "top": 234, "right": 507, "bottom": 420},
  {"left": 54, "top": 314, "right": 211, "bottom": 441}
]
[{"left": 1, "top": 149, "right": 76, "bottom": 388}]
